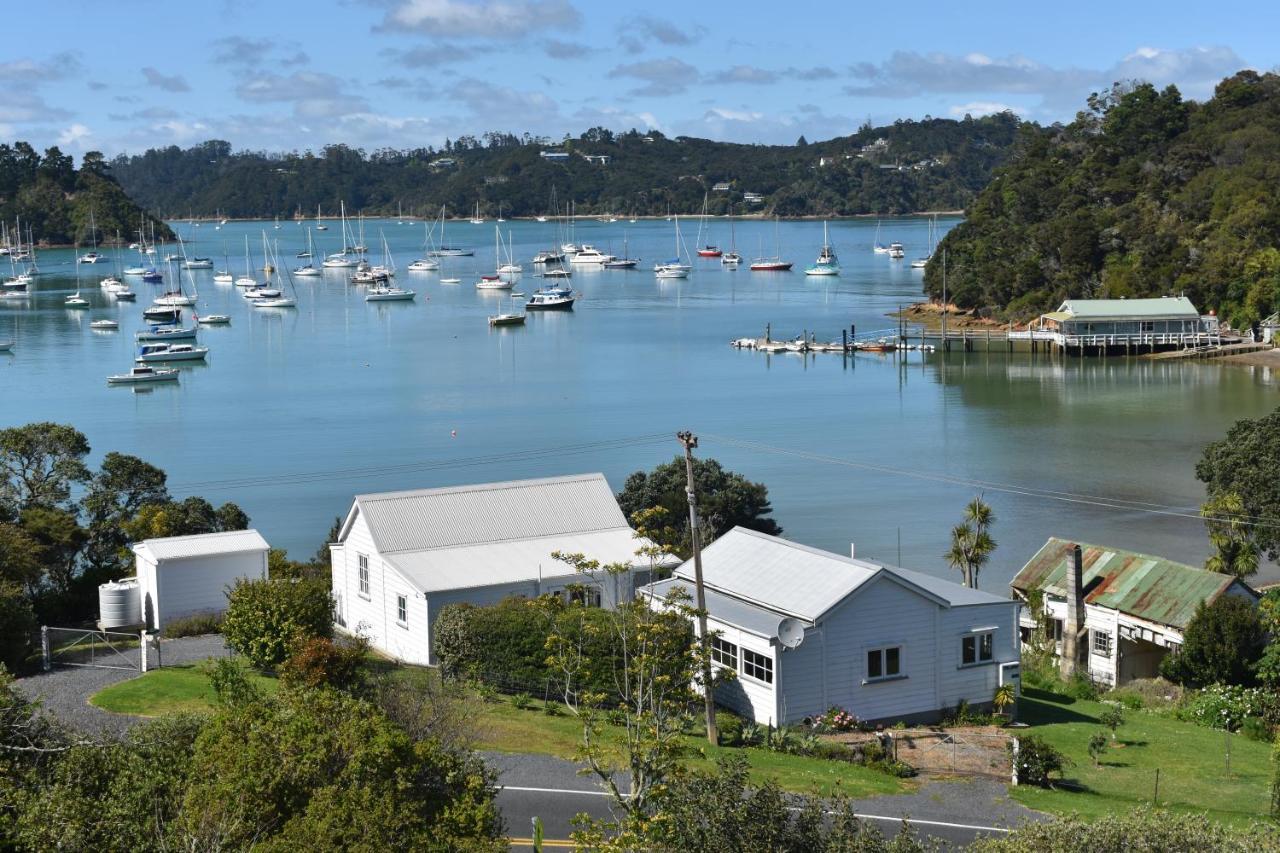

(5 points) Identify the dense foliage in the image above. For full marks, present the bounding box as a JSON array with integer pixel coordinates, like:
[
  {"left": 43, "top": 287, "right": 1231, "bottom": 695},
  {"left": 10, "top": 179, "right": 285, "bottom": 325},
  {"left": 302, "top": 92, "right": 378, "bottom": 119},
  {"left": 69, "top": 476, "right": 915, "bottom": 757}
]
[
  {"left": 926, "top": 71, "right": 1280, "bottom": 325},
  {"left": 0, "top": 423, "right": 249, "bottom": 650},
  {"left": 973, "top": 811, "right": 1280, "bottom": 852},
  {"left": 221, "top": 576, "right": 333, "bottom": 669},
  {"left": 0, "top": 144, "right": 171, "bottom": 245},
  {"left": 617, "top": 456, "right": 781, "bottom": 557},
  {"left": 109, "top": 116, "right": 1020, "bottom": 220},
  {"left": 1159, "top": 595, "right": 1266, "bottom": 688},
  {"left": 1197, "top": 407, "right": 1280, "bottom": 559}
]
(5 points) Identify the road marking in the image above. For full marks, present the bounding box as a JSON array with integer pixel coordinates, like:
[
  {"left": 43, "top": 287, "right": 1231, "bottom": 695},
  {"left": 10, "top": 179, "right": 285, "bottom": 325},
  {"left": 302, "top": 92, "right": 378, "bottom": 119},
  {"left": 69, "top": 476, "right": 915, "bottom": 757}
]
[
  {"left": 507, "top": 838, "right": 575, "bottom": 848},
  {"left": 499, "top": 785, "right": 1011, "bottom": 833}
]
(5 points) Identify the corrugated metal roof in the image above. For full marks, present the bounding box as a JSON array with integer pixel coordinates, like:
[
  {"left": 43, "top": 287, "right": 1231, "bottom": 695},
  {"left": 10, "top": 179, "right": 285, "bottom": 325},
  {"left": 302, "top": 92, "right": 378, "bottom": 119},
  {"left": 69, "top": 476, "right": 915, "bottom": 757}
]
[
  {"left": 671, "top": 528, "right": 1006, "bottom": 623},
  {"left": 353, "top": 473, "right": 629, "bottom": 554},
  {"left": 645, "top": 577, "right": 785, "bottom": 638},
  {"left": 1058, "top": 296, "right": 1200, "bottom": 320},
  {"left": 133, "top": 529, "right": 270, "bottom": 562},
  {"left": 385, "top": 527, "right": 671, "bottom": 593},
  {"left": 1010, "top": 537, "right": 1239, "bottom": 630}
]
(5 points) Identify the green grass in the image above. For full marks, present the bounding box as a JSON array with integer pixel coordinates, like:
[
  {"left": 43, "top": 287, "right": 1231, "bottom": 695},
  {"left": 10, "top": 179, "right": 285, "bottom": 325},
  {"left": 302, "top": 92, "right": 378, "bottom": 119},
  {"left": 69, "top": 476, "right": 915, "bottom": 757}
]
[
  {"left": 1009, "top": 687, "right": 1273, "bottom": 826},
  {"left": 89, "top": 663, "right": 278, "bottom": 716},
  {"left": 470, "top": 692, "right": 908, "bottom": 799}
]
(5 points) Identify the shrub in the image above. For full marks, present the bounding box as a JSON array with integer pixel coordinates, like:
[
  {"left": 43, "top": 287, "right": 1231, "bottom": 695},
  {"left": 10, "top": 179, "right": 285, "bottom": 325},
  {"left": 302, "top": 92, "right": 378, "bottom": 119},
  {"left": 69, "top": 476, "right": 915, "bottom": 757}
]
[
  {"left": 1105, "top": 689, "right": 1145, "bottom": 710},
  {"left": 542, "top": 699, "right": 561, "bottom": 716},
  {"left": 0, "top": 582, "right": 35, "bottom": 673},
  {"left": 1014, "top": 735, "right": 1070, "bottom": 787},
  {"left": 204, "top": 657, "right": 263, "bottom": 706},
  {"left": 161, "top": 611, "right": 223, "bottom": 638},
  {"left": 1177, "top": 684, "right": 1280, "bottom": 731},
  {"left": 1099, "top": 705, "right": 1125, "bottom": 739},
  {"left": 716, "top": 711, "right": 743, "bottom": 745},
  {"left": 815, "top": 705, "right": 859, "bottom": 732},
  {"left": 740, "top": 722, "right": 763, "bottom": 747},
  {"left": 221, "top": 577, "right": 332, "bottom": 670},
  {"left": 1063, "top": 671, "right": 1101, "bottom": 701},
  {"left": 432, "top": 603, "right": 478, "bottom": 679},
  {"left": 1242, "top": 716, "right": 1273, "bottom": 743},
  {"left": 279, "top": 635, "right": 368, "bottom": 693},
  {"left": 1088, "top": 731, "right": 1109, "bottom": 767},
  {"left": 1160, "top": 595, "right": 1266, "bottom": 687},
  {"left": 511, "top": 692, "right": 533, "bottom": 711},
  {"left": 973, "top": 811, "right": 1280, "bottom": 852},
  {"left": 605, "top": 707, "right": 626, "bottom": 727}
]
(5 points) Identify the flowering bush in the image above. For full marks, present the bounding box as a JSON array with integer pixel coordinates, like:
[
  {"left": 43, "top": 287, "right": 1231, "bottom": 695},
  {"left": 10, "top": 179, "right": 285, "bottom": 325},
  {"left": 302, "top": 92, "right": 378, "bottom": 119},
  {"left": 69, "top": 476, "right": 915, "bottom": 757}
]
[
  {"left": 816, "top": 706, "right": 859, "bottom": 732},
  {"left": 1177, "top": 684, "right": 1280, "bottom": 731}
]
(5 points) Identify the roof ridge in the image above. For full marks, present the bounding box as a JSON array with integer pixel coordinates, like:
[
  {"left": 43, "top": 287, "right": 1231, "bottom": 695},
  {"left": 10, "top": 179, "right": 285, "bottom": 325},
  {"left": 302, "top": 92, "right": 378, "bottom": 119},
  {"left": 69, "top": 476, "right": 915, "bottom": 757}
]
[
  {"left": 356, "top": 472, "right": 608, "bottom": 503},
  {"left": 379, "top": 524, "right": 637, "bottom": 555},
  {"left": 139, "top": 528, "right": 264, "bottom": 545}
]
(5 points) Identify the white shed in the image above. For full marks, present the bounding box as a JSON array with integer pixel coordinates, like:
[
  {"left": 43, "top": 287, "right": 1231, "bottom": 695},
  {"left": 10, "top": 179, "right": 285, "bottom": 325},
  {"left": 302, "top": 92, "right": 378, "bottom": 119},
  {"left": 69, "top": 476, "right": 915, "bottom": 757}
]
[
  {"left": 132, "top": 529, "right": 271, "bottom": 631},
  {"left": 644, "top": 528, "right": 1021, "bottom": 727},
  {"left": 330, "top": 473, "right": 676, "bottom": 666}
]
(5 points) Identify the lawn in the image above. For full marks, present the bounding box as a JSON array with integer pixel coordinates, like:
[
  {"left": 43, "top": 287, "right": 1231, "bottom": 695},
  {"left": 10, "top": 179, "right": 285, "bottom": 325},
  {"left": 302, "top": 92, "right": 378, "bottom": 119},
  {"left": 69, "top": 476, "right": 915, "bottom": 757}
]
[
  {"left": 90, "top": 663, "right": 278, "bottom": 716},
  {"left": 1009, "top": 687, "right": 1273, "bottom": 826}
]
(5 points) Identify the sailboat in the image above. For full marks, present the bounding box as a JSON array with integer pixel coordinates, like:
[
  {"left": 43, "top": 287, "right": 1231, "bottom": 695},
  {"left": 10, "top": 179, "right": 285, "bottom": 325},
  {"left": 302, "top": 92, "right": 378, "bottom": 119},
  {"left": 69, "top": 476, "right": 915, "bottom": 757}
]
[
  {"left": 497, "top": 230, "right": 522, "bottom": 274},
  {"left": 407, "top": 219, "right": 440, "bottom": 270},
  {"left": 804, "top": 222, "right": 840, "bottom": 276},
  {"left": 873, "top": 219, "right": 889, "bottom": 254},
  {"left": 750, "top": 218, "right": 793, "bottom": 271},
  {"left": 428, "top": 205, "right": 472, "bottom": 256},
  {"left": 653, "top": 214, "right": 692, "bottom": 274},
  {"left": 315, "top": 204, "right": 329, "bottom": 231},
  {"left": 322, "top": 202, "right": 358, "bottom": 267},
  {"left": 236, "top": 236, "right": 258, "bottom": 287},
  {"left": 365, "top": 237, "right": 416, "bottom": 300},
  {"left": 66, "top": 248, "right": 89, "bottom": 307},
  {"left": 911, "top": 215, "right": 937, "bottom": 269},
  {"left": 722, "top": 207, "right": 742, "bottom": 266},
  {"left": 476, "top": 227, "right": 514, "bottom": 290},
  {"left": 695, "top": 193, "right": 721, "bottom": 257},
  {"left": 213, "top": 243, "right": 234, "bottom": 283},
  {"left": 488, "top": 294, "right": 526, "bottom": 326},
  {"left": 78, "top": 210, "right": 109, "bottom": 264},
  {"left": 603, "top": 233, "right": 639, "bottom": 269},
  {"left": 294, "top": 229, "right": 321, "bottom": 276},
  {"left": 252, "top": 235, "right": 297, "bottom": 308},
  {"left": 470, "top": 202, "right": 484, "bottom": 225}
]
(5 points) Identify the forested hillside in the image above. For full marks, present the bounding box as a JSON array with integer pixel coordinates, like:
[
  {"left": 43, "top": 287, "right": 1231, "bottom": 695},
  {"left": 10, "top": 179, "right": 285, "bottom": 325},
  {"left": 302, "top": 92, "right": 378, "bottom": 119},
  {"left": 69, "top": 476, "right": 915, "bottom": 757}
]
[
  {"left": 0, "top": 143, "right": 172, "bottom": 246},
  {"left": 110, "top": 113, "right": 1020, "bottom": 220},
  {"left": 925, "top": 71, "right": 1280, "bottom": 326}
]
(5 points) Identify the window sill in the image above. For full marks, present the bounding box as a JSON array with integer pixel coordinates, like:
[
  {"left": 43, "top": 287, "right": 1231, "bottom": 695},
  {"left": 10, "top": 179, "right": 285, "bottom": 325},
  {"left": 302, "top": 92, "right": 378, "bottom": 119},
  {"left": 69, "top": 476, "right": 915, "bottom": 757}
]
[
  {"left": 742, "top": 674, "right": 774, "bottom": 687},
  {"left": 357, "top": 593, "right": 371, "bottom": 602},
  {"left": 957, "top": 660, "right": 996, "bottom": 670},
  {"left": 396, "top": 621, "right": 408, "bottom": 630},
  {"left": 862, "top": 674, "right": 907, "bottom": 685}
]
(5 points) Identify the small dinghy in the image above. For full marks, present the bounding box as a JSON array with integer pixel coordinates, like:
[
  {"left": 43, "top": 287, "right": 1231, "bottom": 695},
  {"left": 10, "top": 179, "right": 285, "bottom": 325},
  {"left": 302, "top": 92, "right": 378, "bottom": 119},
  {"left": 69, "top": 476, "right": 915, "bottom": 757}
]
[
  {"left": 195, "top": 314, "right": 231, "bottom": 325},
  {"left": 90, "top": 320, "right": 119, "bottom": 330}
]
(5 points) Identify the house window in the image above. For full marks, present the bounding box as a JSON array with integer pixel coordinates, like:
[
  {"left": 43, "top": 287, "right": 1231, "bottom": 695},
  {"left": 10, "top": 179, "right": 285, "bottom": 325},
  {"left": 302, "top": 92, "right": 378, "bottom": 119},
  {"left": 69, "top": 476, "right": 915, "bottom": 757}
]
[
  {"left": 742, "top": 648, "right": 773, "bottom": 684},
  {"left": 396, "top": 594, "right": 408, "bottom": 627},
  {"left": 866, "top": 646, "right": 902, "bottom": 682},
  {"left": 1050, "top": 619, "right": 1063, "bottom": 643},
  {"left": 566, "top": 585, "right": 602, "bottom": 608},
  {"left": 710, "top": 635, "right": 738, "bottom": 670},
  {"left": 1092, "top": 630, "right": 1112, "bottom": 657},
  {"left": 357, "top": 554, "right": 370, "bottom": 597},
  {"left": 962, "top": 631, "right": 995, "bottom": 666},
  {"left": 1141, "top": 320, "right": 1154, "bottom": 333}
]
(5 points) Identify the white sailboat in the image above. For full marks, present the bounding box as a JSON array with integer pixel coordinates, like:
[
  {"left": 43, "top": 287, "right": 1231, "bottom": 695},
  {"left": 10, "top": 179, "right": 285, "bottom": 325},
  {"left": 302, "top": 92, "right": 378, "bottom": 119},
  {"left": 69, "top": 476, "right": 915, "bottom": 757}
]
[
  {"left": 653, "top": 214, "right": 693, "bottom": 274},
  {"left": 294, "top": 229, "right": 321, "bottom": 276},
  {"left": 236, "top": 236, "right": 258, "bottom": 287},
  {"left": 470, "top": 201, "right": 484, "bottom": 225},
  {"left": 476, "top": 227, "right": 514, "bottom": 290},
  {"left": 315, "top": 204, "right": 328, "bottom": 230},
  {"left": 873, "top": 219, "right": 889, "bottom": 254},
  {"left": 323, "top": 201, "right": 358, "bottom": 267},
  {"left": 805, "top": 222, "right": 840, "bottom": 276}
]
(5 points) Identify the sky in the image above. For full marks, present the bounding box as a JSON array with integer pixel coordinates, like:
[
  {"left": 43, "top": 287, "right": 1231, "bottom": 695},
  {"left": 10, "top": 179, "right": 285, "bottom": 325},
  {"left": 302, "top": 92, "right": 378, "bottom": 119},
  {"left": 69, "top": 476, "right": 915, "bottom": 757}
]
[{"left": 1, "top": 0, "right": 1273, "bottom": 158}]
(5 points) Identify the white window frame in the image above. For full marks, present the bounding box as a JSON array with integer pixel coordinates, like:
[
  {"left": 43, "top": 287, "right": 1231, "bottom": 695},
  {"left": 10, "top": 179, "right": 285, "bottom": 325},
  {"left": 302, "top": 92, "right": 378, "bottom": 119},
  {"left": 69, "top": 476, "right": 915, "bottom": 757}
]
[
  {"left": 864, "top": 645, "right": 904, "bottom": 683},
  {"left": 357, "top": 554, "right": 370, "bottom": 598},
  {"left": 396, "top": 594, "right": 408, "bottom": 627},
  {"left": 710, "top": 635, "right": 738, "bottom": 670},
  {"left": 1092, "top": 629, "right": 1112, "bottom": 658},
  {"left": 960, "top": 630, "right": 996, "bottom": 667},
  {"left": 741, "top": 647, "right": 773, "bottom": 684},
  {"left": 566, "top": 584, "right": 602, "bottom": 608}
]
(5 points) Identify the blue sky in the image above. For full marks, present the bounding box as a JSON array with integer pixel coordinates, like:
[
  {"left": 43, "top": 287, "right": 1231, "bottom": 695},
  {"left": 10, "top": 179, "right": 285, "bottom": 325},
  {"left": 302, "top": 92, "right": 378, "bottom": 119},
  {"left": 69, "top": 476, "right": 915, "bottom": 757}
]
[{"left": 2, "top": 0, "right": 1271, "bottom": 157}]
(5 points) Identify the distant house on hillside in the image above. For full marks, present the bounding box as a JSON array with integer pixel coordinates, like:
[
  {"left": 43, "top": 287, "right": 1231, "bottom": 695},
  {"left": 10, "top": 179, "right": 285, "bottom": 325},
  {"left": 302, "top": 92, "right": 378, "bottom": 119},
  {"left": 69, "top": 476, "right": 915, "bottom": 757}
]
[
  {"left": 540, "top": 150, "right": 570, "bottom": 161},
  {"left": 1010, "top": 538, "right": 1258, "bottom": 687},
  {"left": 712, "top": 181, "right": 732, "bottom": 192},
  {"left": 330, "top": 474, "right": 675, "bottom": 665},
  {"left": 582, "top": 154, "right": 611, "bottom": 165},
  {"left": 429, "top": 157, "right": 457, "bottom": 169},
  {"left": 644, "top": 529, "right": 1020, "bottom": 727},
  {"left": 743, "top": 192, "right": 764, "bottom": 205}
]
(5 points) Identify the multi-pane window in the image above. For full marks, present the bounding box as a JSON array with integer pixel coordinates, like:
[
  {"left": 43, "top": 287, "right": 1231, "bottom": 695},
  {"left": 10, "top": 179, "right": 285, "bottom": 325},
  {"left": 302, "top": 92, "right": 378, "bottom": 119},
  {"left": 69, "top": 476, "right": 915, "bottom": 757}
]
[
  {"left": 396, "top": 594, "right": 408, "bottom": 626},
  {"left": 710, "top": 636, "right": 738, "bottom": 670},
  {"left": 567, "top": 585, "right": 602, "bottom": 608},
  {"left": 866, "top": 646, "right": 902, "bottom": 681},
  {"left": 357, "top": 554, "right": 370, "bottom": 596},
  {"left": 1092, "top": 630, "right": 1112, "bottom": 657},
  {"left": 742, "top": 648, "right": 773, "bottom": 684},
  {"left": 962, "top": 632, "right": 995, "bottom": 665}
]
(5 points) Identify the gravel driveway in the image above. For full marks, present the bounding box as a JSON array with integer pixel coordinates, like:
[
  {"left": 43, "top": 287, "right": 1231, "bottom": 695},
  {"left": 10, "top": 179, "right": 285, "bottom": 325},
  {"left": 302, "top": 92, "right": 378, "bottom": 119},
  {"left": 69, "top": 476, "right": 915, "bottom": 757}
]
[{"left": 13, "top": 634, "right": 231, "bottom": 738}]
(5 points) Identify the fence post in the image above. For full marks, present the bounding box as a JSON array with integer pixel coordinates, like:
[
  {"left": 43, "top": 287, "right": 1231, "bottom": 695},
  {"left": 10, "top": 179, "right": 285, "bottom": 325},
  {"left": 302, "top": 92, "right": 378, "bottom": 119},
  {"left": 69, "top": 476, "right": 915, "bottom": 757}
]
[
  {"left": 1011, "top": 737, "right": 1019, "bottom": 786},
  {"left": 140, "top": 631, "right": 149, "bottom": 673},
  {"left": 41, "top": 626, "right": 50, "bottom": 672}
]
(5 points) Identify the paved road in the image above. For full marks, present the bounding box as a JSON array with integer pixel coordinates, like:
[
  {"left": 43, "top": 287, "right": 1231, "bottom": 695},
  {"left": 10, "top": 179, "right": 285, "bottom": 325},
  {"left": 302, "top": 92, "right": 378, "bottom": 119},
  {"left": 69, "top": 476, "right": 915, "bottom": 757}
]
[{"left": 485, "top": 752, "right": 1045, "bottom": 850}]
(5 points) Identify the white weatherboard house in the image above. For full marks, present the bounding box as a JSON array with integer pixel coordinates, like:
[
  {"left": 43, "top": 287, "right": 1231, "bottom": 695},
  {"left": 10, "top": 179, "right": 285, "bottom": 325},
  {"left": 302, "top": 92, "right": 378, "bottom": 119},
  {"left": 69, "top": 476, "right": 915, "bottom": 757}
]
[
  {"left": 330, "top": 473, "right": 674, "bottom": 665},
  {"left": 132, "top": 529, "right": 270, "bottom": 631},
  {"left": 644, "top": 528, "right": 1021, "bottom": 726}
]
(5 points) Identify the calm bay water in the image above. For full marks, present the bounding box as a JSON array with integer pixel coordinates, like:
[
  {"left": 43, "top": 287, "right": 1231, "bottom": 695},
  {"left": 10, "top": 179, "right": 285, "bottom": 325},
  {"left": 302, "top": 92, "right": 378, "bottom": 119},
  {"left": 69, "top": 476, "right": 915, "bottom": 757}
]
[{"left": 3, "top": 215, "right": 1278, "bottom": 589}]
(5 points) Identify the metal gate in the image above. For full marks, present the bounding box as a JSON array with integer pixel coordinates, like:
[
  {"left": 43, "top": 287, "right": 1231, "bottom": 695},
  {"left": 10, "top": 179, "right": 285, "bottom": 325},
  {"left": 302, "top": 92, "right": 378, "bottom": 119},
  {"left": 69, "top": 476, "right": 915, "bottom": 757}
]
[{"left": 41, "top": 626, "right": 151, "bottom": 672}]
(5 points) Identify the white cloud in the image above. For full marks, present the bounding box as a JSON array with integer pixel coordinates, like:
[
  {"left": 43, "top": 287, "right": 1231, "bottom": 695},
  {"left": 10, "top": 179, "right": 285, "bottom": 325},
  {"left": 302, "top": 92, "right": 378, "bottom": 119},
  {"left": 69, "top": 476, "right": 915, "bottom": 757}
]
[
  {"left": 378, "top": 0, "right": 580, "bottom": 38},
  {"left": 948, "top": 101, "right": 1018, "bottom": 118},
  {"left": 56, "top": 123, "right": 92, "bottom": 149},
  {"left": 236, "top": 71, "right": 368, "bottom": 118},
  {"left": 617, "top": 15, "right": 705, "bottom": 54},
  {"left": 707, "top": 65, "right": 779, "bottom": 86},
  {"left": 141, "top": 67, "right": 191, "bottom": 93},
  {"left": 607, "top": 57, "right": 699, "bottom": 96},
  {"left": 1106, "top": 45, "right": 1246, "bottom": 99}
]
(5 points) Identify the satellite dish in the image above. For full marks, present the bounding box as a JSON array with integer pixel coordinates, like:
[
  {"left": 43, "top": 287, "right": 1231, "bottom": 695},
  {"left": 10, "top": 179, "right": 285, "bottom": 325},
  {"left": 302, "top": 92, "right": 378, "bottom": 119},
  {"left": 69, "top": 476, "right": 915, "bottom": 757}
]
[{"left": 777, "top": 617, "right": 805, "bottom": 650}]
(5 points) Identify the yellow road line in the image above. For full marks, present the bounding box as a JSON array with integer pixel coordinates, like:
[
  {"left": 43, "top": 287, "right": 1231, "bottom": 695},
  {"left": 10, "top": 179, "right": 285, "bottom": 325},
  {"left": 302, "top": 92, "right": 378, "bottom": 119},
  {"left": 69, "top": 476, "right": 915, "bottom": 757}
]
[{"left": 507, "top": 837, "right": 576, "bottom": 849}]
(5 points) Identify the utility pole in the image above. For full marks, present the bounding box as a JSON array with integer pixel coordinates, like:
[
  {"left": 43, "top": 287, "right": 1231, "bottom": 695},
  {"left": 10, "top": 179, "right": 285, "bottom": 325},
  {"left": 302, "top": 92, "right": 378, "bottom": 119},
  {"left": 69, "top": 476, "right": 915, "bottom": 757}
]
[{"left": 678, "top": 430, "right": 719, "bottom": 746}]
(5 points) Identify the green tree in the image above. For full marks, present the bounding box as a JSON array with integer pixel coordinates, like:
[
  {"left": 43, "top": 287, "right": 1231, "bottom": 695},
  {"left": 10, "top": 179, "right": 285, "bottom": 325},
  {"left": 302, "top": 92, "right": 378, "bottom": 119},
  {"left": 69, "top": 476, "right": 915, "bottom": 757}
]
[
  {"left": 122, "top": 497, "right": 249, "bottom": 542},
  {"left": 0, "top": 422, "right": 90, "bottom": 515},
  {"left": 19, "top": 506, "right": 87, "bottom": 593},
  {"left": 0, "top": 584, "right": 35, "bottom": 673},
  {"left": 616, "top": 456, "right": 781, "bottom": 558},
  {"left": 81, "top": 452, "right": 169, "bottom": 574},
  {"left": 1197, "top": 410, "right": 1280, "bottom": 559},
  {"left": 1159, "top": 595, "right": 1266, "bottom": 687},
  {"left": 944, "top": 496, "right": 996, "bottom": 588},
  {"left": 221, "top": 577, "right": 332, "bottom": 669},
  {"left": 1201, "top": 491, "right": 1260, "bottom": 578},
  {"left": 1099, "top": 705, "right": 1125, "bottom": 740},
  {"left": 0, "top": 523, "right": 42, "bottom": 593}
]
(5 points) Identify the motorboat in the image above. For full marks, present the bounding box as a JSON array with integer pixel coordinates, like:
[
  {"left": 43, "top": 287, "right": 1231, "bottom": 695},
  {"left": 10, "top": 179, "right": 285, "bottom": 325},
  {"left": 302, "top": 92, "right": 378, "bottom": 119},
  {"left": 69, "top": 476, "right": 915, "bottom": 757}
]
[
  {"left": 407, "top": 258, "right": 439, "bottom": 271},
  {"left": 365, "top": 285, "right": 416, "bottom": 302},
  {"left": 429, "top": 247, "right": 472, "bottom": 257},
  {"left": 2, "top": 275, "right": 29, "bottom": 291},
  {"left": 888, "top": 241, "right": 905, "bottom": 259},
  {"left": 476, "top": 274, "right": 512, "bottom": 290},
  {"left": 123, "top": 265, "right": 146, "bottom": 276},
  {"left": 182, "top": 257, "right": 213, "bottom": 269},
  {"left": 153, "top": 291, "right": 195, "bottom": 307},
  {"left": 570, "top": 245, "right": 609, "bottom": 265},
  {"left": 65, "top": 292, "right": 89, "bottom": 308},
  {"left": 655, "top": 265, "right": 689, "bottom": 279},
  {"left": 90, "top": 319, "right": 119, "bottom": 330},
  {"left": 526, "top": 288, "right": 575, "bottom": 311},
  {"left": 195, "top": 314, "right": 230, "bottom": 325},
  {"left": 254, "top": 296, "right": 297, "bottom": 308},
  {"left": 136, "top": 343, "right": 208, "bottom": 362},
  {"left": 498, "top": 262, "right": 523, "bottom": 275},
  {"left": 721, "top": 252, "right": 742, "bottom": 266},
  {"left": 541, "top": 268, "right": 572, "bottom": 279},
  {"left": 113, "top": 289, "right": 137, "bottom": 301},
  {"left": 532, "top": 250, "right": 565, "bottom": 264},
  {"left": 0, "top": 340, "right": 12, "bottom": 352},
  {"left": 561, "top": 242, "right": 580, "bottom": 255},
  {"left": 108, "top": 365, "right": 179, "bottom": 385},
  {"left": 136, "top": 326, "right": 196, "bottom": 342},
  {"left": 78, "top": 251, "right": 108, "bottom": 264},
  {"left": 749, "top": 259, "right": 793, "bottom": 271},
  {"left": 141, "top": 269, "right": 163, "bottom": 283}
]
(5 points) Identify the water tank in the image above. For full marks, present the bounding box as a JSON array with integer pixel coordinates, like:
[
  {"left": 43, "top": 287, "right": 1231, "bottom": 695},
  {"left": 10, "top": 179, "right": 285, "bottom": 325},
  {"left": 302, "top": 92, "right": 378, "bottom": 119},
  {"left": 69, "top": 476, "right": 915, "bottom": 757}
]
[{"left": 99, "top": 579, "right": 141, "bottom": 629}]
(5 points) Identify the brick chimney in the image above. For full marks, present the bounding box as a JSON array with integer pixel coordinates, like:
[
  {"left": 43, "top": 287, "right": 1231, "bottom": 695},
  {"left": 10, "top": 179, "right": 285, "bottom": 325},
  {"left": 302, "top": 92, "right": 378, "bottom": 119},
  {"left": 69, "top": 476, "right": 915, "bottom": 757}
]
[{"left": 1059, "top": 544, "right": 1085, "bottom": 679}]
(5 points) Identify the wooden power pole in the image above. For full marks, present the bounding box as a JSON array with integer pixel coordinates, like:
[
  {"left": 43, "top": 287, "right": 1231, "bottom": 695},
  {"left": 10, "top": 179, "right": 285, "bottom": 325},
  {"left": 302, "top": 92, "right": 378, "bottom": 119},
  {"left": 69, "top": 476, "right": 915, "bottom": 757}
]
[{"left": 678, "top": 430, "right": 719, "bottom": 746}]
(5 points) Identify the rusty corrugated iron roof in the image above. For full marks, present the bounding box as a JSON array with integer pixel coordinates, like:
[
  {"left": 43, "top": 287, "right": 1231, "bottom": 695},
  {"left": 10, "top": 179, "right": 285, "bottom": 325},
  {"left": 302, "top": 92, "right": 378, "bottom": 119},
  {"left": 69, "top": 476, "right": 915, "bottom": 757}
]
[{"left": 1010, "top": 537, "right": 1242, "bottom": 631}]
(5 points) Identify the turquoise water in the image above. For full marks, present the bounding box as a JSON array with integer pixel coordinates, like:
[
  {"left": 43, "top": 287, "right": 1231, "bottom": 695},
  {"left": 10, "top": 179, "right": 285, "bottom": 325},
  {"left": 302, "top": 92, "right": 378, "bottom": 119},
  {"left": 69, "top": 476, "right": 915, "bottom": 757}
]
[{"left": 3, "top": 215, "right": 1277, "bottom": 589}]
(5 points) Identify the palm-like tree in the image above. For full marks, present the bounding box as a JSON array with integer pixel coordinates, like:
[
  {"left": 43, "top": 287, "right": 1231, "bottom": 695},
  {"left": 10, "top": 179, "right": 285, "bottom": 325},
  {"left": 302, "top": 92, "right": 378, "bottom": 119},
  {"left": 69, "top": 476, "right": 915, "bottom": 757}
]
[
  {"left": 945, "top": 496, "right": 997, "bottom": 588},
  {"left": 1202, "top": 491, "right": 1259, "bottom": 579}
]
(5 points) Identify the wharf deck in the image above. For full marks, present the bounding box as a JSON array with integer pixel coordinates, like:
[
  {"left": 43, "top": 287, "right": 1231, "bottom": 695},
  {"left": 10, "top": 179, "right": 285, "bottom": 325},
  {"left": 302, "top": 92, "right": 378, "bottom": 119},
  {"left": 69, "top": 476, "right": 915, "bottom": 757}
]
[{"left": 1143, "top": 341, "right": 1272, "bottom": 360}]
